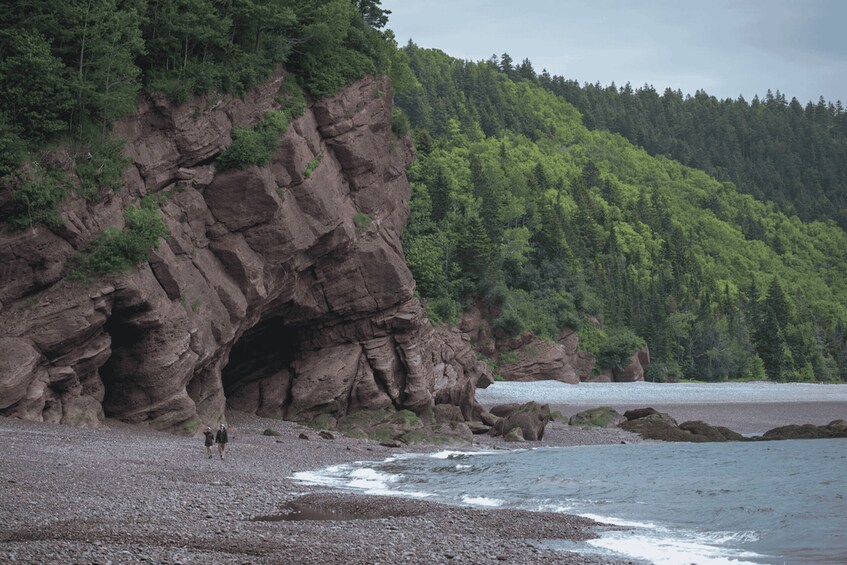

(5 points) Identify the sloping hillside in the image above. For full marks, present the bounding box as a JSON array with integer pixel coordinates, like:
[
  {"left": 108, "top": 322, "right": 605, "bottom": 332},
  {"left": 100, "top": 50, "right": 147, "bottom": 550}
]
[{"left": 395, "top": 44, "right": 847, "bottom": 382}]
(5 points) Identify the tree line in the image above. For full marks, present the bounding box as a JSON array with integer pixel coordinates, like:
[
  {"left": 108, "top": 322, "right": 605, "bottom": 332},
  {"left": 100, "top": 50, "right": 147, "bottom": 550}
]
[
  {"left": 492, "top": 53, "right": 847, "bottom": 231},
  {"left": 395, "top": 43, "right": 847, "bottom": 382},
  {"left": 0, "top": 0, "right": 397, "bottom": 177}
]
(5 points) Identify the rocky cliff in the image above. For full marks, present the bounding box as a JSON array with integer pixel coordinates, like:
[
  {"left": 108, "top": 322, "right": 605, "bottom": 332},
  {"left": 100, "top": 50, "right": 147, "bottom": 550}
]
[
  {"left": 460, "top": 307, "right": 648, "bottom": 384},
  {"left": 0, "top": 72, "right": 492, "bottom": 432}
]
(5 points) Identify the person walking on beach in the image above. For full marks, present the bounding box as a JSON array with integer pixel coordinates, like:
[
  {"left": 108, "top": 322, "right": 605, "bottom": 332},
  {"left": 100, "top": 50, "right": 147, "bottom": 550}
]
[
  {"left": 215, "top": 423, "right": 228, "bottom": 460},
  {"left": 203, "top": 426, "right": 215, "bottom": 458}
]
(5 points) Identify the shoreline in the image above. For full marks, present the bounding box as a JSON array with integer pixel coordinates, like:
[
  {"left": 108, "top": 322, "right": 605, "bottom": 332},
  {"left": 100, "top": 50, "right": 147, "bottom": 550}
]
[
  {"left": 546, "top": 401, "right": 847, "bottom": 435},
  {"left": 3, "top": 391, "right": 843, "bottom": 564},
  {"left": 0, "top": 412, "right": 634, "bottom": 565}
]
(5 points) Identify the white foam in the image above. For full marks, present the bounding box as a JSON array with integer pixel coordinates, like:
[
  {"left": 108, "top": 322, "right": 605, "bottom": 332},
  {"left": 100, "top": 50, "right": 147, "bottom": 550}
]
[
  {"left": 293, "top": 462, "right": 433, "bottom": 499},
  {"left": 531, "top": 501, "right": 575, "bottom": 513},
  {"left": 346, "top": 467, "right": 399, "bottom": 493},
  {"left": 428, "top": 450, "right": 472, "bottom": 459},
  {"left": 461, "top": 495, "right": 504, "bottom": 507},
  {"left": 579, "top": 512, "right": 660, "bottom": 529},
  {"left": 704, "top": 531, "right": 761, "bottom": 544},
  {"left": 587, "top": 531, "right": 762, "bottom": 565},
  {"left": 427, "top": 449, "right": 501, "bottom": 459},
  {"left": 291, "top": 469, "right": 347, "bottom": 488}
]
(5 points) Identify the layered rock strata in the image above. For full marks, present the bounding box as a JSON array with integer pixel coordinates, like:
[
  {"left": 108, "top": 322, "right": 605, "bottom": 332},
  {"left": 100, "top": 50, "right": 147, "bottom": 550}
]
[
  {"left": 0, "top": 73, "right": 491, "bottom": 431},
  {"left": 461, "top": 307, "right": 648, "bottom": 384}
]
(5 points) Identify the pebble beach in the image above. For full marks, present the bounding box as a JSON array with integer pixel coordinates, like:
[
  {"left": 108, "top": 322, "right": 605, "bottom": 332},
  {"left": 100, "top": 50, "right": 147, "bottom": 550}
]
[
  {"left": 3, "top": 381, "right": 844, "bottom": 564},
  {"left": 0, "top": 412, "right": 638, "bottom": 565}
]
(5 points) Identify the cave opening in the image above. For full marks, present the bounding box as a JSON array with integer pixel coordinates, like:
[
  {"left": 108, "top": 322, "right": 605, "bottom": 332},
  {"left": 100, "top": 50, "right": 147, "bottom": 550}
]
[
  {"left": 221, "top": 316, "right": 302, "bottom": 416},
  {"left": 99, "top": 301, "right": 153, "bottom": 419}
]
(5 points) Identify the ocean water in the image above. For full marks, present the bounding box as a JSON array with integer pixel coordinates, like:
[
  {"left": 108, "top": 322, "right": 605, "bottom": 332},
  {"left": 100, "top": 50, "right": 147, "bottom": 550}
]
[
  {"left": 294, "top": 383, "right": 847, "bottom": 563},
  {"left": 294, "top": 440, "right": 847, "bottom": 564}
]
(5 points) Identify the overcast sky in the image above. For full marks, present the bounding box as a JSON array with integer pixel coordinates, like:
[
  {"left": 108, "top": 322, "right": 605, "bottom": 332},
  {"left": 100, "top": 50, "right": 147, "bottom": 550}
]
[{"left": 381, "top": 0, "right": 847, "bottom": 105}]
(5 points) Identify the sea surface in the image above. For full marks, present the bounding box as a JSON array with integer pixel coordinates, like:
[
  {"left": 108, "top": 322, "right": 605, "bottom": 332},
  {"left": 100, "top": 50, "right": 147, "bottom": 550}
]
[
  {"left": 295, "top": 383, "right": 847, "bottom": 564},
  {"left": 295, "top": 440, "right": 847, "bottom": 564}
]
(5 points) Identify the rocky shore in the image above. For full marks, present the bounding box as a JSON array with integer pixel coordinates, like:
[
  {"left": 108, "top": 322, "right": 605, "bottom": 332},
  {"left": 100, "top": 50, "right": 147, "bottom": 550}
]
[{"left": 0, "top": 413, "right": 640, "bottom": 565}]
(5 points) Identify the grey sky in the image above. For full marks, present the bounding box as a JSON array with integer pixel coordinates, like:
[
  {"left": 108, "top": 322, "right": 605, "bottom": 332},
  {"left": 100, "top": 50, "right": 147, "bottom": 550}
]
[{"left": 382, "top": 0, "right": 847, "bottom": 105}]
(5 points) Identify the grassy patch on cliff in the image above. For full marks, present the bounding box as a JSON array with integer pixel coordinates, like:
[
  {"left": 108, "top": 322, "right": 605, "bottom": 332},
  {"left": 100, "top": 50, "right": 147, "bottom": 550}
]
[
  {"left": 217, "top": 84, "right": 308, "bottom": 171},
  {"left": 71, "top": 197, "right": 169, "bottom": 279},
  {"left": 8, "top": 168, "right": 69, "bottom": 230}
]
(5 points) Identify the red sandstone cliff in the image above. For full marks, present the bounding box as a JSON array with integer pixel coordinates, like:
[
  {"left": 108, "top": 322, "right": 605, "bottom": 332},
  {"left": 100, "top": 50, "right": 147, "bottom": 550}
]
[{"left": 0, "top": 73, "right": 492, "bottom": 431}]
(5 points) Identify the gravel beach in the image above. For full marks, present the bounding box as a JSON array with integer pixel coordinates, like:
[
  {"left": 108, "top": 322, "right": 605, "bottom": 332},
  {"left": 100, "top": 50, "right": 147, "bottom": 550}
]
[
  {"left": 0, "top": 413, "right": 639, "bottom": 565},
  {"left": 5, "top": 385, "right": 842, "bottom": 564}
]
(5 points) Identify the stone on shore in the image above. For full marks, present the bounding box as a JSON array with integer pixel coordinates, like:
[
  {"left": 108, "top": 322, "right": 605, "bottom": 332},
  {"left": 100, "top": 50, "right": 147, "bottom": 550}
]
[
  {"left": 761, "top": 419, "right": 847, "bottom": 440},
  {"left": 490, "top": 401, "right": 552, "bottom": 441},
  {"left": 569, "top": 407, "right": 625, "bottom": 428}
]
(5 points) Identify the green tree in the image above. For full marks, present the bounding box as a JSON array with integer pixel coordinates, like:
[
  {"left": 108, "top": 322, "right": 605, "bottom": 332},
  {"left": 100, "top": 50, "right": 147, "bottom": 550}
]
[
  {"left": 0, "top": 30, "right": 73, "bottom": 142},
  {"left": 755, "top": 306, "right": 788, "bottom": 380}
]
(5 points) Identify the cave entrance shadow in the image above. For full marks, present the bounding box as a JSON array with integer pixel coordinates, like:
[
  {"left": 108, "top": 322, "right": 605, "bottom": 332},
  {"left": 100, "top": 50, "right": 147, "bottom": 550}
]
[
  {"left": 221, "top": 316, "right": 301, "bottom": 415},
  {"left": 99, "top": 300, "right": 153, "bottom": 419}
]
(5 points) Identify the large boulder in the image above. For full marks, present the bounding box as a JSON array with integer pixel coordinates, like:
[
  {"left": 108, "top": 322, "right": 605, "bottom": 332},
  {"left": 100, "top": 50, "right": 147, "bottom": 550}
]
[
  {"left": 569, "top": 406, "right": 625, "bottom": 428},
  {"left": 619, "top": 412, "right": 692, "bottom": 441},
  {"left": 761, "top": 420, "right": 847, "bottom": 440},
  {"left": 620, "top": 410, "right": 747, "bottom": 442},
  {"left": 489, "top": 403, "right": 521, "bottom": 418},
  {"left": 624, "top": 407, "right": 660, "bottom": 420},
  {"left": 491, "top": 401, "right": 553, "bottom": 441},
  {"left": 679, "top": 420, "right": 744, "bottom": 442}
]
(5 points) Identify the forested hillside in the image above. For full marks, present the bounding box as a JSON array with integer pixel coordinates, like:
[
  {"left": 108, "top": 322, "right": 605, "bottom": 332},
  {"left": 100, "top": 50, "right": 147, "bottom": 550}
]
[
  {"left": 0, "top": 0, "right": 402, "bottom": 176},
  {"left": 395, "top": 43, "right": 847, "bottom": 382},
  {"left": 496, "top": 56, "right": 847, "bottom": 230}
]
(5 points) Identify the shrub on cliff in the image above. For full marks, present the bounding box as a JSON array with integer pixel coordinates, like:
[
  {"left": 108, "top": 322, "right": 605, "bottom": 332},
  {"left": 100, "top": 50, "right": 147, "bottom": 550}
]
[
  {"left": 8, "top": 169, "right": 69, "bottom": 230},
  {"left": 217, "top": 110, "right": 291, "bottom": 170},
  {"left": 596, "top": 328, "right": 645, "bottom": 370},
  {"left": 74, "top": 139, "right": 130, "bottom": 202},
  {"left": 72, "top": 198, "right": 168, "bottom": 278}
]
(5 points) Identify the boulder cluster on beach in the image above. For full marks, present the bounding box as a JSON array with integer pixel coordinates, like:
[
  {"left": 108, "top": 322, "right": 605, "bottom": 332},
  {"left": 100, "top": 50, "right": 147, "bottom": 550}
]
[{"left": 563, "top": 405, "right": 847, "bottom": 442}]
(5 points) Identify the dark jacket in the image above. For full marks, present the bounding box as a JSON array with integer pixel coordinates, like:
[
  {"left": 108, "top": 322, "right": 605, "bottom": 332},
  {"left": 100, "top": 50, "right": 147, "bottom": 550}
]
[
  {"left": 203, "top": 430, "right": 214, "bottom": 446},
  {"left": 215, "top": 428, "right": 228, "bottom": 444}
]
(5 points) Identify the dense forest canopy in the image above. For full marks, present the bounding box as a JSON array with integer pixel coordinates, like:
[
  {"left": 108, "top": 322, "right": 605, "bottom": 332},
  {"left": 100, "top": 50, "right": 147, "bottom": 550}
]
[
  {"left": 394, "top": 43, "right": 847, "bottom": 382},
  {"left": 497, "top": 55, "right": 847, "bottom": 231},
  {"left": 2, "top": 3, "right": 847, "bottom": 382},
  {"left": 0, "top": 0, "right": 399, "bottom": 175}
]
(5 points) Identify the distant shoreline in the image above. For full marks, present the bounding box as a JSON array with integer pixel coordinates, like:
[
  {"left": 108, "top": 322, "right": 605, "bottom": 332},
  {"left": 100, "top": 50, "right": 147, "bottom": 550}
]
[{"left": 478, "top": 381, "right": 847, "bottom": 434}]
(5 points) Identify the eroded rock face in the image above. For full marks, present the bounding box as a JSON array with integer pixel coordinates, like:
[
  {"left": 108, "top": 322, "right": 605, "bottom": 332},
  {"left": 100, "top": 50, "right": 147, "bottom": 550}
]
[
  {"left": 493, "top": 327, "right": 647, "bottom": 384},
  {"left": 497, "top": 338, "right": 581, "bottom": 385},
  {"left": 0, "top": 73, "right": 491, "bottom": 431}
]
